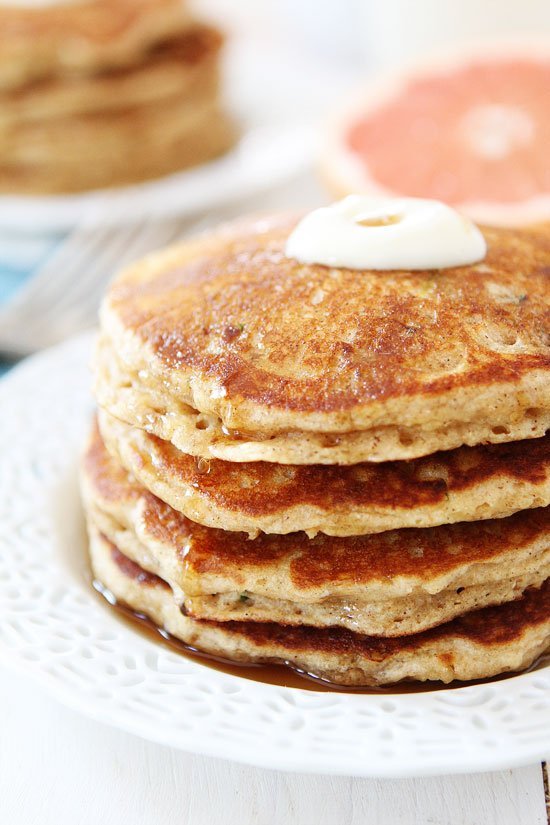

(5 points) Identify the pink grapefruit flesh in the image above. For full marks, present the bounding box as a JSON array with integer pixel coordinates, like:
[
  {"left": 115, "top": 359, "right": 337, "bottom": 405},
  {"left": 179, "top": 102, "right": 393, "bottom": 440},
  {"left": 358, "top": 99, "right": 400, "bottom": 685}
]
[{"left": 325, "top": 50, "right": 550, "bottom": 225}]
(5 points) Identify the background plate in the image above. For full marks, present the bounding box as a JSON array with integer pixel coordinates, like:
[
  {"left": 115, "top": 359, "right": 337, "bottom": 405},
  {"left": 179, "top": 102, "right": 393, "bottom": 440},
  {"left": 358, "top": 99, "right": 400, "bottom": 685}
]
[{"left": 0, "top": 333, "right": 548, "bottom": 778}]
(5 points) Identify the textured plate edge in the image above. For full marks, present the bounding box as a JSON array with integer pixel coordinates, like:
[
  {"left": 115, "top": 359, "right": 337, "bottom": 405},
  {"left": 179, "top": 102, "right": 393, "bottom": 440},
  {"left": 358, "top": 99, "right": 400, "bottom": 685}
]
[{"left": 1, "top": 641, "right": 547, "bottom": 779}]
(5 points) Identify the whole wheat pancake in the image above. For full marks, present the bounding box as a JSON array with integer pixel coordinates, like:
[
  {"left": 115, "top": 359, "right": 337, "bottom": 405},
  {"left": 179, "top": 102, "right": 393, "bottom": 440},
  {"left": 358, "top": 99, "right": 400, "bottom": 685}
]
[
  {"left": 0, "top": 95, "right": 234, "bottom": 194},
  {"left": 99, "top": 410, "right": 550, "bottom": 536},
  {"left": 97, "top": 217, "right": 550, "bottom": 464},
  {"left": 0, "top": 25, "right": 222, "bottom": 128},
  {"left": 89, "top": 527, "right": 550, "bottom": 686},
  {"left": 82, "top": 421, "right": 550, "bottom": 636},
  {"left": 0, "top": 0, "right": 192, "bottom": 91}
]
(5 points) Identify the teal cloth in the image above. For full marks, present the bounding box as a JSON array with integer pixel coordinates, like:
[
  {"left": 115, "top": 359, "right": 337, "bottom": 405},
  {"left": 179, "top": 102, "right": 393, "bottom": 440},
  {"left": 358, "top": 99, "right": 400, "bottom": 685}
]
[
  {"left": 0, "top": 229, "right": 65, "bottom": 375},
  {"left": 0, "top": 360, "right": 15, "bottom": 377}
]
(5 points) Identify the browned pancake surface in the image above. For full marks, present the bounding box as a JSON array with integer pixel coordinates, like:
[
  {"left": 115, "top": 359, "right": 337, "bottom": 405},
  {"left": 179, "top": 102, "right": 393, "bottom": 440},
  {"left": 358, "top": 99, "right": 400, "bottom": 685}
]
[
  {"left": 106, "top": 218, "right": 550, "bottom": 421},
  {"left": 137, "top": 427, "right": 550, "bottom": 517},
  {"left": 84, "top": 420, "right": 550, "bottom": 592},
  {"left": 108, "top": 541, "right": 550, "bottom": 655},
  {"left": 210, "top": 579, "right": 550, "bottom": 655},
  {"left": 110, "top": 545, "right": 168, "bottom": 589}
]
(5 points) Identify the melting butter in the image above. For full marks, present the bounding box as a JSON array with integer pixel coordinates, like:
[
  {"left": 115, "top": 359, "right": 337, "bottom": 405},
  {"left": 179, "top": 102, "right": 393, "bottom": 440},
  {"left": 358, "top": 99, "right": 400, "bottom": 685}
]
[{"left": 285, "top": 195, "right": 486, "bottom": 271}]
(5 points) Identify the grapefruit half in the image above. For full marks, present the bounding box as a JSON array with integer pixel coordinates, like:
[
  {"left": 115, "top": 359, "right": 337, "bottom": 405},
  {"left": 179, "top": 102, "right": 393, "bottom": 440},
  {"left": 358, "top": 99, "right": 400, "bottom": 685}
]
[{"left": 321, "top": 42, "right": 550, "bottom": 226}]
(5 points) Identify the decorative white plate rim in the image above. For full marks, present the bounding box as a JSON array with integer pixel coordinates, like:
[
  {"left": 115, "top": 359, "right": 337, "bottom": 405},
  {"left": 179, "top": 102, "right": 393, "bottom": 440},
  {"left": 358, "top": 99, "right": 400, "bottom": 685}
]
[
  {"left": 1, "top": 332, "right": 548, "bottom": 778},
  {"left": 0, "top": 124, "right": 313, "bottom": 232}
]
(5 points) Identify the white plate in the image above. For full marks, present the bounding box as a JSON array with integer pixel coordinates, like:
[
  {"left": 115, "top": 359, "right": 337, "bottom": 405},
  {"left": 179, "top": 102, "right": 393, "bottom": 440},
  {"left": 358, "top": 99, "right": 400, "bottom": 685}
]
[
  {"left": 0, "top": 125, "right": 313, "bottom": 232},
  {"left": 0, "top": 333, "right": 548, "bottom": 778}
]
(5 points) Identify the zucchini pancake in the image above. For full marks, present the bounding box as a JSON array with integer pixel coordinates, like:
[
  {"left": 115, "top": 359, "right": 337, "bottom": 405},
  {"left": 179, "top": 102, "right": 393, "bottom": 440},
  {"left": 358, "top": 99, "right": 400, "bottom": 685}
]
[
  {"left": 0, "top": 0, "right": 234, "bottom": 193},
  {"left": 85, "top": 200, "right": 550, "bottom": 687}
]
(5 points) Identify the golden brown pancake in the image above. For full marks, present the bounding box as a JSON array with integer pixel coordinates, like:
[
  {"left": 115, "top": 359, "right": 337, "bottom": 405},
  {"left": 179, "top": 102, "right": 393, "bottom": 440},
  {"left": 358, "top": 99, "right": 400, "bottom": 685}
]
[
  {"left": 88, "top": 527, "right": 550, "bottom": 686},
  {"left": 0, "top": 93, "right": 234, "bottom": 194},
  {"left": 0, "top": 5, "right": 235, "bottom": 193},
  {"left": 98, "top": 410, "right": 550, "bottom": 536},
  {"left": 97, "top": 217, "right": 550, "bottom": 464},
  {"left": 0, "top": 0, "right": 192, "bottom": 91},
  {"left": 82, "top": 420, "right": 550, "bottom": 637},
  {"left": 0, "top": 25, "right": 222, "bottom": 127}
]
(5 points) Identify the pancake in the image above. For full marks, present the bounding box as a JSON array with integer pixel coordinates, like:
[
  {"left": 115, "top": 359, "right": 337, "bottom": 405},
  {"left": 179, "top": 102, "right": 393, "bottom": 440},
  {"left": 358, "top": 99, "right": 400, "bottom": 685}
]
[
  {"left": 98, "top": 410, "right": 550, "bottom": 536},
  {"left": 97, "top": 216, "right": 550, "bottom": 464},
  {"left": 82, "top": 420, "right": 550, "bottom": 636},
  {"left": 0, "top": 0, "right": 193, "bottom": 91},
  {"left": 0, "top": 87, "right": 219, "bottom": 162},
  {"left": 0, "top": 25, "right": 222, "bottom": 128},
  {"left": 89, "top": 527, "right": 550, "bottom": 686},
  {"left": 0, "top": 95, "right": 234, "bottom": 194}
]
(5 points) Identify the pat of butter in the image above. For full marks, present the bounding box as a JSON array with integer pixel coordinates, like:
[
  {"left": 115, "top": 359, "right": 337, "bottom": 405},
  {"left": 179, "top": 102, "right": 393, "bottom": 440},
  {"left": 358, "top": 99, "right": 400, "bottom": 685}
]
[{"left": 285, "top": 196, "right": 487, "bottom": 271}]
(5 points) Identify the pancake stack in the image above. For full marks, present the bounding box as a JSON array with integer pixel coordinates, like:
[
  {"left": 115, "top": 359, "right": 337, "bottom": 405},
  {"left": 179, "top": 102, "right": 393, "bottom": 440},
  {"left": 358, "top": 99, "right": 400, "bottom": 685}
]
[
  {"left": 83, "top": 215, "right": 550, "bottom": 687},
  {"left": 0, "top": 0, "right": 234, "bottom": 193}
]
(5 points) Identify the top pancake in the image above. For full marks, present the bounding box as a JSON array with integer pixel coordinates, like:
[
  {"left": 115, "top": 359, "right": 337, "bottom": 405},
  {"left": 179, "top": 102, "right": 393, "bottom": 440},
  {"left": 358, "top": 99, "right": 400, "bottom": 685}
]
[
  {"left": 0, "top": 0, "right": 192, "bottom": 91},
  {"left": 98, "top": 216, "right": 550, "bottom": 464}
]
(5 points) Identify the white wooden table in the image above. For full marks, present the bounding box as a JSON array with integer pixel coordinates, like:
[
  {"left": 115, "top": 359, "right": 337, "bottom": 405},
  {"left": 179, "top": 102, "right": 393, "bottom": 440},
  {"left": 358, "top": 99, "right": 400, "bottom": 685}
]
[{"left": 1, "top": 665, "right": 547, "bottom": 825}]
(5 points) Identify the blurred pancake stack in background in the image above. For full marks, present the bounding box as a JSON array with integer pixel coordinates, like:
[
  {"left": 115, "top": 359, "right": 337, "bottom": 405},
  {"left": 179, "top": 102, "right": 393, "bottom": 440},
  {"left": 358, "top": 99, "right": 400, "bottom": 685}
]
[
  {"left": 0, "top": 0, "right": 235, "bottom": 193},
  {"left": 82, "top": 213, "right": 550, "bottom": 688}
]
